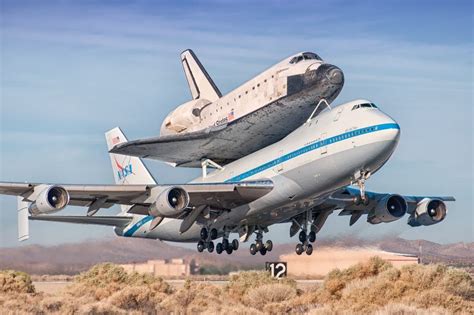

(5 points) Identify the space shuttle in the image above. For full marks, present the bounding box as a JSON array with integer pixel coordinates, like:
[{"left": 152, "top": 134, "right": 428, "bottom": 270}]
[{"left": 111, "top": 49, "right": 344, "bottom": 167}]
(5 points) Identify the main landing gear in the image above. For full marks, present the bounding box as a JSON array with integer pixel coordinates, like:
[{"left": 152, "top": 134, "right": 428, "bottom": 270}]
[
  {"left": 197, "top": 227, "right": 239, "bottom": 255},
  {"left": 293, "top": 210, "right": 317, "bottom": 255},
  {"left": 249, "top": 228, "right": 273, "bottom": 256},
  {"left": 354, "top": 170, "right": 371, "bottom": 206}
]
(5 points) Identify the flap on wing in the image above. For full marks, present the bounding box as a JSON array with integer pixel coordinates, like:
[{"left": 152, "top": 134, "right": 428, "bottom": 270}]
[{"left": 29, "top": 215, "right": 132, "bottom": 227}]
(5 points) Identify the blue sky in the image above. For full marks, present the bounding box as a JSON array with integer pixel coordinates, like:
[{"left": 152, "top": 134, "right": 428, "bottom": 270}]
[{"left": 1, "top": 0, "right": 472, "bottom": 247}]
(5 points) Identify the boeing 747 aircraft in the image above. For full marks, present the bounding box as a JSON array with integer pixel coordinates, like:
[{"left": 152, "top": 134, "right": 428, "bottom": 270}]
[
  {"left": 0, "top": 100, "right": 454, "bottom": 255},
  {"left": 110, "top": 50, "right": 344, "bottom": 167}
]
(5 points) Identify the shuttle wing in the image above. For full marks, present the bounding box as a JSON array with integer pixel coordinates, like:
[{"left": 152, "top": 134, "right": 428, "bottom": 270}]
[
  {"left": 0, "top": 180, "right": 273, "bottom": 211},
  {"left": 109, "top": 104, "right": 307, "bottom": 167}
]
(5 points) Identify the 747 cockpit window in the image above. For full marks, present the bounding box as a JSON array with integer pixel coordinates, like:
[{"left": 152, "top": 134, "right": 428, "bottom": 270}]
[{"left": 352, "top": 103, "right": 378, "bottom": 110}]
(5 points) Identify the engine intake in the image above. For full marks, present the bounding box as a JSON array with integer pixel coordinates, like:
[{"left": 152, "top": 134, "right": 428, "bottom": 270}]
[
  {"left": 368, "top": 194, "right": 407, "bottom": 224},
  {"left": 29, "top": 185, "right": 70, "bottom": 215},
  {"left": 149, "top": 187, "right": 189, "bottom": 218},
  {"left": 408, "top": 198, "right": 447, "bottom": 227}
]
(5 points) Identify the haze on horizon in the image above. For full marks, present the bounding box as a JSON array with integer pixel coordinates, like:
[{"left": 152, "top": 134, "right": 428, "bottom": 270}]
[{"left": 0, "top": 0, "right": 472, "bottom": 248}]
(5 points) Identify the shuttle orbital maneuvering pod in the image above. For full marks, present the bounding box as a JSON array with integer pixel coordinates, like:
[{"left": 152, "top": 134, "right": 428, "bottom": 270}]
[
  {"left": 0, "top": 100, "right": 454, "bottom": 256},
  {"left": 110, "top": 50, "right": 345, "bottom": 167}
]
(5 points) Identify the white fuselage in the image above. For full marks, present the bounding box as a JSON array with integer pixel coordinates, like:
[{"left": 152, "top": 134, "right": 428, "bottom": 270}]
[{"left": 116, "top": 99, "right": 400, "bottom": 241}]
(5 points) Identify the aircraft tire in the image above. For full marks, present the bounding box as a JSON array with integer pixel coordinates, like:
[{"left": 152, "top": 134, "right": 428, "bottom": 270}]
[
  {"left": 306, "top": 244, "right": 313, "bottom": 255},
  {"left": 216, "top": 243, "right": 223, "bottom": 254},
  {"left": 197, "top": 240, "right": 205, "bottom": 253},
  {"left": 260, "top": 247, "right": 267, "bottom": 255},
  {"left": 250, "top": 243, "right": 257, "bottom": 255},
  {"left": 210, "top": 228, "right": 218, "bottom": 240},
  {"left": 222, "top": 238, "right": 229, "bottom": 250},
  {"left": 265, "top": 240, "right": 273, "bottom": 251},
  {"left": 255, "top": 240, "right": 263, "bottom": 251},
  {"left": 232, "top": 239, "right": 239, "bottom": 250},
  {"left": 226, "top": 246, "right": 233, "bottom": 255},
  {"left": 295, "top": 243, "right": 304, "bottom": 255},
  {"left": 308, "top": 231, "right": 316, "bottom": 243},
  {"left": 208, "top": 241, "right": 214, "bottom": 253}
]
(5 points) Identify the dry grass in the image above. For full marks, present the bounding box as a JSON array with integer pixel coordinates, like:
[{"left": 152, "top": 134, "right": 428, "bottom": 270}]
[{"left": 0, "top": 258, "right": 472, "bottom": 314}]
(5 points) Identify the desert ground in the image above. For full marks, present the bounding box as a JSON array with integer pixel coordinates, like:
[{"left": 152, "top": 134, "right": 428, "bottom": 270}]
[{"left": 1, "top": 257, "right": 473, "bottom": 314}]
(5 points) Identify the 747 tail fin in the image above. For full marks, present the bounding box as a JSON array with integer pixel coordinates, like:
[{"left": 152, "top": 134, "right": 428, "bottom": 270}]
[
  {"left": 105, "top": 127, "right": 157, "bottom": 186},
  {"left": 181, "top": 49, "right": 222, "bottom": 102}
]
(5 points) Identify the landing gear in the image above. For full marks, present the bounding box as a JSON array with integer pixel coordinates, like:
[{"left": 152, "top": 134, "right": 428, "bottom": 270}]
[
  {"left": 355, "top": 170, "right": 371, "bottom": 206},
  {"left": 293, "top": 210, "right": 317, "bottom": 255},
  {"left": 249, "top": 228, "right": 273, "bottom": 256},
  {"left": 214, "top": 227, "right": 239, "bottom": 255},
  {"left": 197, "top": 227, "right": 220, "bottom": 254}
]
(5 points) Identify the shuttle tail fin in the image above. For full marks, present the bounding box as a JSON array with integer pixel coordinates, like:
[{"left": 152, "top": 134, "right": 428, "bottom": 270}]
[
  {"left": 105, "top": 127, "right": 157, "bottom": 213},
  {"left": 181, "top": 49, "right": 222, "bottom": 102}
]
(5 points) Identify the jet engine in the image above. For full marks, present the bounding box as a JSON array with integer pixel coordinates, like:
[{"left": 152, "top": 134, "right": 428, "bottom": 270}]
[
  {"left": 367, "top": 194, "right": 407, "bottom": 224},
  {"left": 149, "top": 187, "right": 190, "bottom": 218},
  {"left": 408, "top": 198, "right": 447, "bottom": 227},
  {"left": 29, "top": 185, "right": 70, "bottom": 215}
]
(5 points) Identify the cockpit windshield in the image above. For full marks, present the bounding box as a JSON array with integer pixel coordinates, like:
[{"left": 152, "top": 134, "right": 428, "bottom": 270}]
[
  {"left": 289, "top": 52, "right": 322, "bottom": 64},
  {"left": 352, "top": 103, "right": 378, "bottom": 110}
]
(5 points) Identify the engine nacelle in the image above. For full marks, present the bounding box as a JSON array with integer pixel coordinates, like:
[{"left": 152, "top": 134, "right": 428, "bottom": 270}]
[
  {"left": 29, "top": 185, "right": 70, "bottom": 215},
  {"left": 367, "top": 194, "right": 407, "bottom": 224},
  {"left": 408, "top": 198, "right": 447, "bottom": 227},
  {"left": 149, "top": 187, "right": 189, "bottom": 218}
]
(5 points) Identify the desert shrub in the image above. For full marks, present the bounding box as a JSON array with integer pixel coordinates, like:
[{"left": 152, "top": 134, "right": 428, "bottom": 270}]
[
  {"left": 66, "top": 263, "right": 172, "bottom": 300},
  {"left": 245, "top": 283, "right": 297, "bottom": 309},
  {"left": 0, "top": 270, "right": 35, "bottom": 294},
  {"left": 161, "top": 281, "right": 230, "bottom": 313},
  {"left": 374, "top": 303, "right": 450, "bottom": 315},
  {"left": 226, "top": 271, "right": 296, "bottom": 301}
]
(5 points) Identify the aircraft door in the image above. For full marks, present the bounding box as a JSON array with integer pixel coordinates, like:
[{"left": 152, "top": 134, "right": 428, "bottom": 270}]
[
  {"left": 320, "top": 133, "right": 328, "bottom": 155},
  {"left": 273, "top": 149, "right": 284, "bottom": 173}
]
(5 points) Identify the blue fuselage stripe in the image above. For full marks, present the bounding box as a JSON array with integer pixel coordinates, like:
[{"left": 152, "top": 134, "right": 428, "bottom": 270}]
[
  {"left": 225, "top": 123, "right": 399, "bottom": 183},
  {"left": 124, "top": 215, "right": 153, "bottom": 237}
]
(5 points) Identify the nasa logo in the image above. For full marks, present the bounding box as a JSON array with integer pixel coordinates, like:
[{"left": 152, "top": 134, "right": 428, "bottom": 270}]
[{"left": 115, "top": 159, "right": 133, "bottom": 180}]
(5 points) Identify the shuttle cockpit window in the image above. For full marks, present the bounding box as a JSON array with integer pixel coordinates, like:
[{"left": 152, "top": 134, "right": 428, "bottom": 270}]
[
  {"left": 302, "top": 52, "right": 322, "bottom": 61},
  {"left": 289, "top": 52, "right": 322, "bottom": 64}
]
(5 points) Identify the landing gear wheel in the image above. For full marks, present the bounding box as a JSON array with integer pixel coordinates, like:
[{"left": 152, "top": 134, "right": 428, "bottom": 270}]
[
  {"left": 200, "top": 228, "right": 208, "bottom": 240},
  {"left": 207, "top": 241, "right": 214, "bottom": 253},
  {"left": 222, "top": 239, "right": 229, "bottom": 250},
  {"left": 265, "top": 240, "right": 273, "bottom": 252},
  {"left": 255, "top": 240, "right": 263, "bottom": 251},
  {"left": 226, "top": 246, "right": 234, "bottom": 255},
  {"left": 308, "top": 231, "right": 316, "bottom": 243},
  {"left": 197, "top": 240, "right": 205, "bottom": 253},
  {"left": 260, "top": 247, "right": 267, "bottom": 256},
  {"left": 295, "top": 243, "right": 304, "bottom": 255},
  {"left": 306, "top": 244, "right": 313, "bottom": 255},
  {"left": 231, "top": 239, "right": 239, "bottom": 251},
  {"left": 250, "top": 243, "right": 257, "bottom": 255},
  {"left": 299, "top": 231, "right": 307, "bottom": 243},
  {"left": 216, "top": 243, "right": 223, "bottom": 254},
  {"left": 210, "top": 228, "right": 218, "bottom": 240}
]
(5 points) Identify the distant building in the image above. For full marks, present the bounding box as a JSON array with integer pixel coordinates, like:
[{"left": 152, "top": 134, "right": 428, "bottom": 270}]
[
  {"left": 280, "top": 247, "right": 418, "bottom": 277},
  {"left": 120, "top": 259, "right": 197, "bottom": 277}
]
